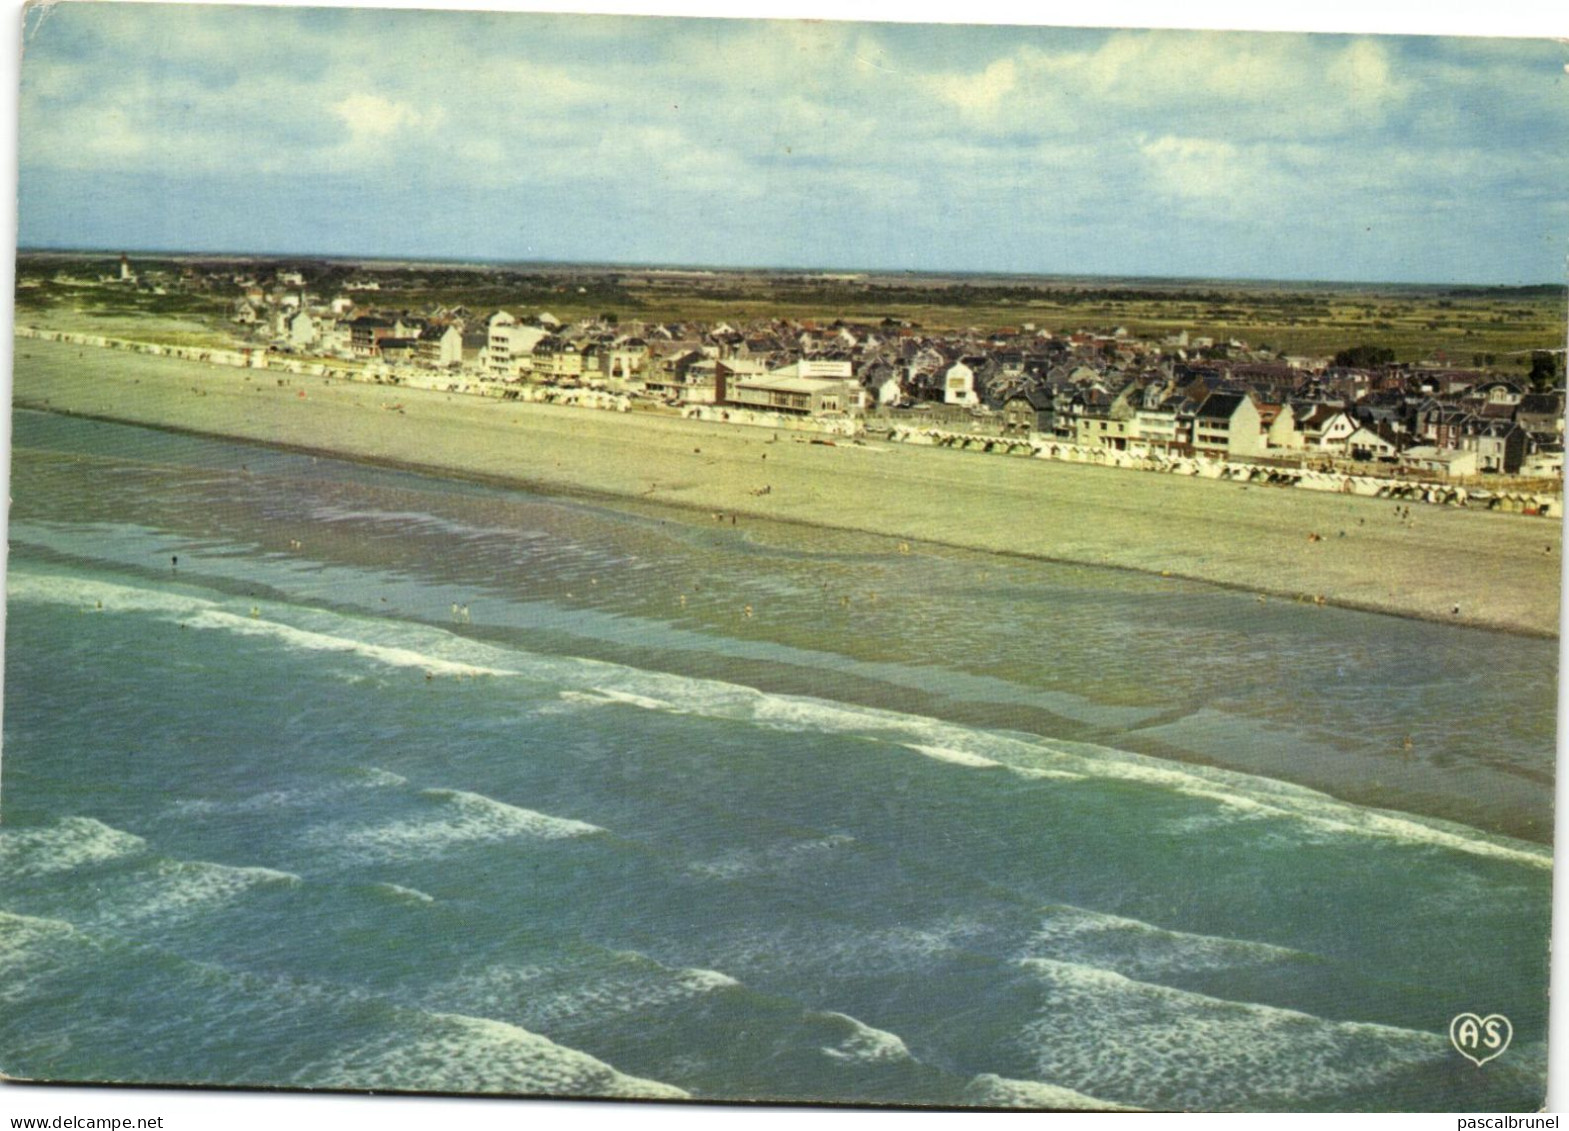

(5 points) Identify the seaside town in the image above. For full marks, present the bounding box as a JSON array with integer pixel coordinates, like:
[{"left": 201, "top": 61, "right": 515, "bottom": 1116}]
[{"left": 18, "top": 255, "right": 1568, "bottom": 509}]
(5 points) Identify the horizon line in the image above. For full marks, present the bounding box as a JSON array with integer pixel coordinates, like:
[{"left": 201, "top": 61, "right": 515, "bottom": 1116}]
[{"left": 17, "top": 244, "right": 1569, "bottom": 293}]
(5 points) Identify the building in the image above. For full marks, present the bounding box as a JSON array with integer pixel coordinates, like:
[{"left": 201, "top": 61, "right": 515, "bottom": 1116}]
[
  {"left": 1000, "top": 388, "right": 1053, "bottom": 436},
  {"left": 1191, "top": 392, "right": 1264, "bottom": 458},
  {"left": 1402, "top": 445, "right": 1478, "bottom": 478},
  {"left": 376, "top": 337, "right": 418, "bottom": 364},
  {"left": 532, "top": 337, "right": 584, "bottom": 382},
  {"left": 597, "top": 338, "right": 649, "bottom": 383},
  {"left": 1259, "top": 401, "right": 1303, "bottom": 451},
  {"left": 1298, "top": 405, "right": 1357, "bottom": 451},
  {"left": 485, "top": 311, "right": 549, "bottom": 378},
  {"left": 1342, "top": 423, "right": 1400, "bottom": 461},
  {"left": 417, "top": 323, "right": 464, "bottom": 368},
  {"left": 287, "top": 310, "right": 316, "bottom": 350},
  {"left": 349, "top": 315, "right": 396, "bottom": 358},
  {"left": 1469, "top": 420, "right": 1527, "bottom": 474},
  {"left": 941, "top": 360, "right": 979, "bottom": 406},
  {"left": 723, "top": 361, "right": 860, "bottom": 415}
]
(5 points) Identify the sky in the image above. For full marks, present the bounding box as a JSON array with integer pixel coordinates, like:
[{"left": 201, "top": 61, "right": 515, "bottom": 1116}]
[{"left": 13, "top": 0, "right": 1569, "bottom": 284}]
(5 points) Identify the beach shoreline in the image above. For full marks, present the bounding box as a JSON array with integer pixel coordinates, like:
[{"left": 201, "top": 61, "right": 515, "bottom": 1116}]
[
  {"left": 10, "top": 334, "right": 1560, "bottom": 843},
  {"left": 11, "top": 334, "right": 1565, "bottom": 637}
]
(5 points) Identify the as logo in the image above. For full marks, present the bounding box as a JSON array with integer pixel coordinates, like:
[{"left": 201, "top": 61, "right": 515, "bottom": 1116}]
[{"left": 1449, "top": 1013, "right": 1512, "bottom": 1066}]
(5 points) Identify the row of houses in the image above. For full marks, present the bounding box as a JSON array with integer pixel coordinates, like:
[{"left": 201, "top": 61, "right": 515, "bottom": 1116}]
[
  {"left": 989, "top": 373, "right": 1563, "bottom": 477},
  {"left": 232, "top": 285, "right": 1563, "bottom": 478}
]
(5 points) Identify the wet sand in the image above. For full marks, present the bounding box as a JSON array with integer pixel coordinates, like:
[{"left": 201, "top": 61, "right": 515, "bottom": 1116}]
[{"left": 11, "top": 334, "right": 1564, "bottom": 637}]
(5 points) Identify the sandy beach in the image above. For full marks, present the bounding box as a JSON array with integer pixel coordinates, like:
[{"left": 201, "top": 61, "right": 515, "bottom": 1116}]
[{"left": 11, "top": 334, "right": 1564, "bottom": 637}]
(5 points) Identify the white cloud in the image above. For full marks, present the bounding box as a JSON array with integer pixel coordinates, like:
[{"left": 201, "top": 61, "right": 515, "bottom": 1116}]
[
  {"left": 1138, "top": 135, "right": 1243, "bottom": 201},
  {"left": 930, "top": 57, "right": 1018, "bottom": 116},
  {"left": 334, "top": 93, "right": 427, "bottom": 139}
]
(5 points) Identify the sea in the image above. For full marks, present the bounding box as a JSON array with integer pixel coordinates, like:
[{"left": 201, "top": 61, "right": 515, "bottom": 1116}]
[{"left": 1, "top": 407, "right": 1555, "bottom": 1112}]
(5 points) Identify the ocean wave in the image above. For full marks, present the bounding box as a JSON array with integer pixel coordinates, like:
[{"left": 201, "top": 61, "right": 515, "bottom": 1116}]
[
  {"left": 903, "top": 743, "right": 1084, "bottom": 781},
  {"left": 296, "top": 1009, "right": 688, "bottom": 1098},
  {"left": 0, "top": 816, "right": 149, "bottom": 878},
  {"left": 0, "top": 909, "right": 79, "bottom": 945},
  {"left": 7, "top": 571, "right": 217, "bottom": 618},
  {"left": 905, "top": 743, "right": 1004, "bottom": 770},
  {"left": 1022, "top": 905, "right": 1312, "bottom": 980},
  {"left": 0, "top": 911, "right": 88, "bottom": 1008},
  {"left": 813, "top": 1011, "right": 914, "bottom": 1064},
  {"left": 370, "top": 882, "right": 436, "bottom": 904},
  {"left": 687, "top": 833, "right": 855, "bottom": 881},
  {"left": 527, "top": 661, "right": 1548, "bottom": 871},
  {"left": 709, "top": 914, "right": 1009, "bottom": 985},
  {"left": 182, "top": 610, "right": 517, "bottom": 677},
  {"left": 961, "top": 1073, "right": 1142, "bottom": 1111},
  {"left": 420, "top": 789, "right": 604, "bottom": 838},
  {"left": 87, "top": 858, "right": 302, "bottom": 930},
  {"left": 17, "top": 566, "right": 1546, "bottom": 871},
  {"left": 170, "top": 766, "right": 409, "bottom": 817},
  {"left": 561, "top": 688, "right": 681, "bottom": 712},
  {"left": 1012, "top": 957, "right": 1448, "bottom": 1110},
  {"left": 437, "top": 953, "right": 742, "bottom": 1035},
  {"left": 8, "top": 566, "right": 514, "bottom": 679},
  {"left": 304, "top": 787, "right": 603, "bottom": 863}
]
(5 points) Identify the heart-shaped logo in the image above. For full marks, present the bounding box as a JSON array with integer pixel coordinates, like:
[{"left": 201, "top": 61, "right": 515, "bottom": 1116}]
[{"left": 1449, "top": 1013, "right": 1512, "bottom": 1066}]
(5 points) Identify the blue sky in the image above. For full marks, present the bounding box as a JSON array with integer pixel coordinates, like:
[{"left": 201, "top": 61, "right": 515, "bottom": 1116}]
[{"left": 15, "top": 1, "right": 1569, "bottom": 283}]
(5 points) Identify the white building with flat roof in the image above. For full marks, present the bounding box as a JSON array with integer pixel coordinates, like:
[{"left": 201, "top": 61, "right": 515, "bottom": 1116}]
[
  {"left": 723, "top": 361, "right": 862, "bottom": 416},
  {"left": 486, "top": 311, "right": 549, "bottom": 378}
]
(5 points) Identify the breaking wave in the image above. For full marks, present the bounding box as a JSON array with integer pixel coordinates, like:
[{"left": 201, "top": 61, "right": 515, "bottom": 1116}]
[
  {"left": 303, "top": 787, "right": 603, "bottom": 863},
  {"left": 13, "top": 566, "right": 1548, "bottom": 876},
  {"left": 0, "top": 816, "right": 148, "bottom": 878},
  {"left": 295, "top": 1009, "right": 688, "bottom": 1098},
  {"left": 1011, "top": 957, "right": 1448, "bottom": 1110}
]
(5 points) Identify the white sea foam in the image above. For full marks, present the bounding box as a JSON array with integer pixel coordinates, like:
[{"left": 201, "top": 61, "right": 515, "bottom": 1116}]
[
  {"left": 0, "top": 816, "right": 149, "bottom": 878},
  {"left": 6, "top": 571, "right": 217, "bottom": 618},
  {"left": 905, "top": 743, "right": 1004, "bottom": 770},
  {"left": 306, "top": 788, "right": 603, "bottom": 863},
  {"left": 961, "top": 1073, "right": 1142, "bottom": 1111},
  {"left": 564, "top": 688, "right": 680, "bottom": 712},
  {"left": 1011, "top": 957, "right": 1448, "bottom": 1110},
  {"left": 679, "top": 966, "right": 742, "bottom": 993},
  {"left": 0, "top": 910, "right": 79, "bottom": 969},
  {"left": 170, "top": 767, "right": 408, "bottom": 817},
  {"left": 0, "top": 911, "right": 87, "bottom": 1007},
  {"left": 1023, "top": 905, "right": 1310, "bottom": 980},
  {"left": 182, "top": 610, "right": 517, "bottom": 677},
  {"left": 92, "top": 859, "right": 302, "bottom": 929},
  {"left": 17, "top": 566, "right": 1546, "bottom": 872},
  {"left": 8, "top": 566, "right": 517, "bottom": 681},
  {"left": 903, "top": 743, "right": 1084, "bottom": 782},
  {"left": 421, "top": 789, "right": 603, "bottom": 838},
  {"left": 372, "top": 882, "right": 436, "bottom": 904},
  {"left": 687, "top": 833, "right": 855, "bottom": 881},
  {"left": 529, "top": 658, "right": 1548, "bottom": 872},
  {"left": 711, "top": 914, "right": 1004, "bottom": 983},
  {"left": 307, "top": 504, "right": 540, "bottom": 543},
  {"left": 0, "top": 909, "right": 78, "bottom": 946},
  {"left": 442, "top": 954, "right": 742, "bottom": 1035},
  {"left": 814, "top": 1011, "right": 914, "bottom": 1064},
  {"left": 298, "top": 1009, "right": 688, "bottom": 1098}
]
